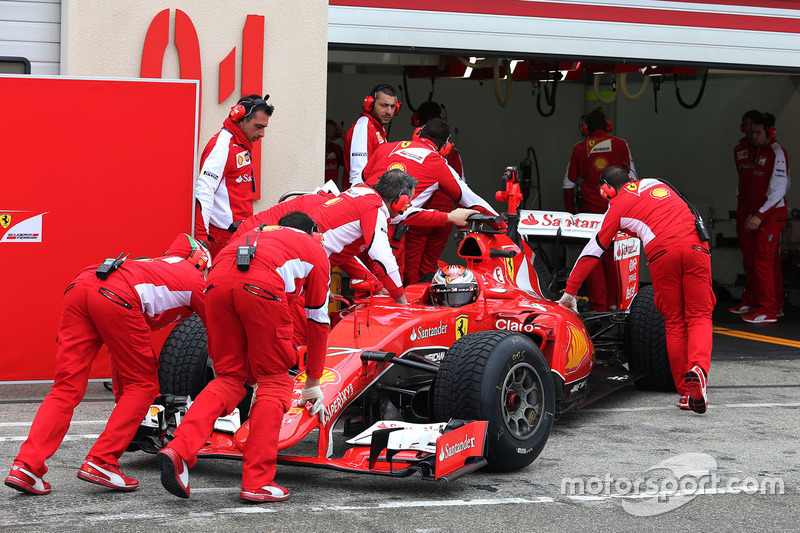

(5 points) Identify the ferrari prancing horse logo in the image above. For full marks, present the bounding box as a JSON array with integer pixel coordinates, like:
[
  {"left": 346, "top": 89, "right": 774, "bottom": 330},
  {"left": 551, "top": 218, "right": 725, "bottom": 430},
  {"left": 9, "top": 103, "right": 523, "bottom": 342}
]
[
  {"left": 455, "top": 315, "right": 469, "bottom": 340},
  {"left": 0, "top": 214, "right": 10, "bottom": 229}
]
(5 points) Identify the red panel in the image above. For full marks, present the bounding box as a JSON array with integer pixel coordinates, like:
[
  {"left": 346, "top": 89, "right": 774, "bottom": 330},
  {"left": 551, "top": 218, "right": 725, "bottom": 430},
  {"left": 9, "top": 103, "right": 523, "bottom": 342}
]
[
  {"left": 140, "top": 9, "right": 170, "bottom": 78},
  {"left": 330, "top": 0, "right": 800, "bottom": 34},
  {"left": 242, "top": 15, "right": 265, "bottom": 200},
  {"left": 0, "top": 77, "right": 197, "bottom": 382},
  {"left": 219, "top": 47, "right": 236, "bottom": 104}
]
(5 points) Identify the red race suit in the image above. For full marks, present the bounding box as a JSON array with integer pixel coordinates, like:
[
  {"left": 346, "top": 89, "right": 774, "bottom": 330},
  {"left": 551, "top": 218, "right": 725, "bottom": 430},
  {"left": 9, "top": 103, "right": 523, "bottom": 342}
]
[
  {"left": 563, "top": 129, "right": 634, "bottom": 310},
  {"left": 14, "top": 235, "right": 207, "bottom": 478},
  {"left": 165, "top": 226, "right": 330, "bottom": 491},
  {"left": 363, "top": 138, "right": 502, "bottom": 283},
  {"left": 194, "top": 117, "right": 256, "bottom": 257},
  {"left": 343, "top": 112, "right": 387, "bottom": 188},
  {"left": 744, "top": 138, "right": 790, "bottom": 318},
  {"left": 325, "top": 140, "right": 345, "bottom": 191},
  {"left": 565, "top": 179, "right": 715, "bottom": 395}
]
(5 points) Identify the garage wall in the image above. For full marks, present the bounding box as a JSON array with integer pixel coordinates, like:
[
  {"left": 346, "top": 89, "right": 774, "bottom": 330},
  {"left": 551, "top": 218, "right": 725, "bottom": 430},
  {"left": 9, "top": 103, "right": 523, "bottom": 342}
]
[
  {"left": 0, "top": 0, "right": 61, "bottom": 74},
  {"left": 327, "top": 71, "right": 800, "bottom": 294}
]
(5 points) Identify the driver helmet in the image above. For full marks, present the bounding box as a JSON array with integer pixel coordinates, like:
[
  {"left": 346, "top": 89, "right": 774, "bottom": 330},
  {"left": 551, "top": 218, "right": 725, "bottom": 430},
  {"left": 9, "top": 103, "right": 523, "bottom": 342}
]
[{"left": 431, "top": 265, "right": 479, "bottom": 307}]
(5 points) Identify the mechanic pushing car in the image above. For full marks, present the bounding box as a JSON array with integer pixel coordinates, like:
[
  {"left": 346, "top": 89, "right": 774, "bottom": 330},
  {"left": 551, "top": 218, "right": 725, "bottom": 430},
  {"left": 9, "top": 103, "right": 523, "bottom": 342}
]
[
  {"left": 558, "top": 166, "right": 714, "bottom": 414},
  {"left": 194, "top": 94, "right": 274, "bottom": 257},
  {"left": 158, "top": 212, "right": 330, "bottom": 503},
  {"left": 5, "top": 234, "right": 209, "bottom": 495},
  {"left": 363, "top": 118, "right": 503, "bottom": 283}
]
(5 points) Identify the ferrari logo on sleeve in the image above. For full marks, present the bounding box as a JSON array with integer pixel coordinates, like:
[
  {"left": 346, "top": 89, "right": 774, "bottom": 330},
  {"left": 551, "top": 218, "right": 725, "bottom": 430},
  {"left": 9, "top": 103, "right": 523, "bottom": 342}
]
[
  {"left": 455, "top": 315, "right": 469, "bottom": 340},
  {"left": 400, "top": 141, "right": 411, "bottom": 148},
  {"left": 650, "top": 187, "right": 672, "bottom": 199},
  {"left": 388, "top": 162, "right": 407, "bottom": 172},
  {"left": 625, "top": 182, "right": 638, "bottom": 192},
  {"left": 0, "top": 214, "right": 10, "bottom": 229}
]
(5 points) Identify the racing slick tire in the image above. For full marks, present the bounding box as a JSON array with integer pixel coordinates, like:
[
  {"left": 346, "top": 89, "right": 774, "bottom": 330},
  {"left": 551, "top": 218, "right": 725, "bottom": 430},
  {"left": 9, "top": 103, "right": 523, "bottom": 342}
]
[
  {"left": 433, "top": 331, "right": 555, "bottom": 472},
  {"left": 158, "top": 314, "right": 253, "bottom": 419},
  {"left": 625, "top": 284, "right": 674, "bottom": 391}
]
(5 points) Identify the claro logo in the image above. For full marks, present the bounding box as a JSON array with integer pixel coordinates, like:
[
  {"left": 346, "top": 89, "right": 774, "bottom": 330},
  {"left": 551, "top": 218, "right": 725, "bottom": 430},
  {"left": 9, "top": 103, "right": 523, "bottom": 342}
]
[{"left": 140, "top": 9, "right": 265, "bottom": 197}]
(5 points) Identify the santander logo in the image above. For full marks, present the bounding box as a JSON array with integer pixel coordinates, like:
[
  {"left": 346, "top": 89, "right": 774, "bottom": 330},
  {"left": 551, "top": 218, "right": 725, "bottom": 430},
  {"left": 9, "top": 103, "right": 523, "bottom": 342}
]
[{"left": 522, "top": 213, "right": 539, "bottom": 225}]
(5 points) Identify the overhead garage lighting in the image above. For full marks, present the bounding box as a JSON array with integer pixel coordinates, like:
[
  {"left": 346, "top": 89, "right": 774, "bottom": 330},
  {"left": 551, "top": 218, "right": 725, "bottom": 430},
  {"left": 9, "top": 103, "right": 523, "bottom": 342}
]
[{"left": 462, "top": 56, "right": 478, "bottom": 78}]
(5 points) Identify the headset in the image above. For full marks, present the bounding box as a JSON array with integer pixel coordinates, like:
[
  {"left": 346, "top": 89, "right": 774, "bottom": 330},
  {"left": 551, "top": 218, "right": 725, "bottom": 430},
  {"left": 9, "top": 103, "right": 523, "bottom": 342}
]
[
  {"left": 580, "top": 108, "right": 613, "bottom": 136},
  {"left": 413, "top": 125, "right": 453, "bottom": 157},
  {"left": 391, "top": 189, "right": 412, "bottom": 215},
  {"left": 768, "top": 126, "right": 777, "bottom": 139},
  {"left": 599, "top": 179, "right": 617, "bottom": 200},
  {"left": 362, "top": 84, "right": 402, "bottom": 115},
  {"left": 186, "top": 235, "right": 211, "bottom": 271},
  {"left": 229, "top": 95, "right": 270, "bottom": 123}
]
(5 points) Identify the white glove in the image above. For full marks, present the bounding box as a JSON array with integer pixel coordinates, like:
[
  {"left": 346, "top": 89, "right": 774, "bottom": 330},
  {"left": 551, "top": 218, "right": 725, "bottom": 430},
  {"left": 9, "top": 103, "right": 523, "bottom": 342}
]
[
  {"left": 558, "top": 292, "right": 578, "bottom": 313},
  {"left": 298, "top": 385, "right": 327, "bottom": 420}
]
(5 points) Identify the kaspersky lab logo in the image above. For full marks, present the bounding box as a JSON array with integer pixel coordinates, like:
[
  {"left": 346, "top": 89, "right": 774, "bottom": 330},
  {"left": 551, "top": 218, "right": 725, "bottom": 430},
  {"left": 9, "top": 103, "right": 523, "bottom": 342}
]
[{"left": 410, "top": 321, "right": 447, "bottom": 341}]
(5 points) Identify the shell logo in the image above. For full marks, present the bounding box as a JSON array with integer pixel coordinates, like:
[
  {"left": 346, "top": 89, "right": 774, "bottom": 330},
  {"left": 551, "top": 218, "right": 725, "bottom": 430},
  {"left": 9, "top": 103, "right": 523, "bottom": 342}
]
[
  {"left": 566, "top": 323, "right": 591, "bottom": 369},
  {"left": 323, "top": 197, "right": 343, "bottom": 206},
  {"left": 650, "top": 187, "right": 671, "bottom": 199},
  {"left": 388, "top": 162, "right": 407, "bottom": 172},
  {"left": 296, "top": 368, "right": 340, "bottom": 385},
  {"left": 593, "top": 157, "right": 608, "bottom": 171}
]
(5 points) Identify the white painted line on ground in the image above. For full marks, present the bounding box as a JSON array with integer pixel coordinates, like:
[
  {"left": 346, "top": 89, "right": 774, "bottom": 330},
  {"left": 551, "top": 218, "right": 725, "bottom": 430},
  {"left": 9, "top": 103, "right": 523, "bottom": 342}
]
[
  {"left": 0, "top": 420, "right": 108, "bottom": 427},
  {"left": 310, "top": 497, "right": 554, "bottom": 511},
  {"left": 87, "top": 513, "right": 171, "bottom": 522},
  {"left": 579, "top": 401, "right": 800, "bottom": 413},
  {"left": 0, "top": 434, "right": 99, "bottom": 443}
]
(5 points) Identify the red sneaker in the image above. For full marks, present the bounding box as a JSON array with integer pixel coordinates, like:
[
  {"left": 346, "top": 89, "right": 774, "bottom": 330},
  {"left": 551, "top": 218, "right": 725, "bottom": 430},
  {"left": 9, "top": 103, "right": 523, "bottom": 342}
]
[
  {"left": 728, "top": 302, "right": 751, "bottom": 314},
  {"left": 5, "top": 461, "right": 51, "bottom": 495},
  {"left": 240, "top": 483, "right": 290, "bottom": 503},
  {"left": 157, "top": 448, "right": 190, "bottom": 499},
  {"left": 685, "top": 365, "right": 708, "bottom": 414},
  {"left": 741, "top": 312, "right": 777, "bottom": 324},
  {"left": 78, "top": 461, "right": 138, "bottom": 491}
]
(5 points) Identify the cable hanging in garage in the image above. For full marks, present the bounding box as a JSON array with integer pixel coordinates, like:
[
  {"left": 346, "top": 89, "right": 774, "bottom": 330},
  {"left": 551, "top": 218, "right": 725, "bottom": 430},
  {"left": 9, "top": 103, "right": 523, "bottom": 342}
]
[
  {"left": 674, "top": 69, "right": 709, "bottom": 109},
  {"left": 535, "top": 73, "right": 558, "bottom": 117}
]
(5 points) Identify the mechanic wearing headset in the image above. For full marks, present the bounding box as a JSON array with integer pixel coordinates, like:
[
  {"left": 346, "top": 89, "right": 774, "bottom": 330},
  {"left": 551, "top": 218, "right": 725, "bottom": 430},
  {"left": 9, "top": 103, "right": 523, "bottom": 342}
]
[
  {"left": 737, "top": 112, "right": 790, "bottom": 324},
  {"left": 6, "top": 235, "right": 209, "bottom": 495},
  {"left": 343, "top": 84, "right": 400, "bottom": 189},
  {"left": 728, "top": 110, "right": 761, "bottom": 316},
  {"left": 158, "top": 212, "right": 330, "bottom": 503},
  {"left": 403, "top": 100, "right": 467, "bottom": 284},
  {"left": 363, "top": 118, "right": 502, "bottom": 284},
  {"left": 563, "top": 108, "right": 635, "bottom": 311},
  {"left": 194, "top": 94, "right": 274, "bottom": 257},
  {"left": 558, "top": 166, "right": 714, "bottom": 415}
]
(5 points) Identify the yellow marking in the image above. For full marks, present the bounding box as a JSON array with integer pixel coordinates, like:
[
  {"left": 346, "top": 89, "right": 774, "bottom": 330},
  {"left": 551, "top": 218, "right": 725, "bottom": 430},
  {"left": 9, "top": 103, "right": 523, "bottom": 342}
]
[{"left": 714, "top": 327, "right": 800, "bottom": 349}]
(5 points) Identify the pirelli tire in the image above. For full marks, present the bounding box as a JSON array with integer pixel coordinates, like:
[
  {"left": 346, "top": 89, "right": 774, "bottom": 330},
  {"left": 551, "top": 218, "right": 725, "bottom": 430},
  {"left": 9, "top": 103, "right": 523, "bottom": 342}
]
[
  {"left": 625, "top": 284, "right": 674, "bottom": 391},
  {"left": 433, "top": 330, "right": 555, "bottom": 472},
  {"left": 158, "top": 314, "right": 213, "bottom": 398}
]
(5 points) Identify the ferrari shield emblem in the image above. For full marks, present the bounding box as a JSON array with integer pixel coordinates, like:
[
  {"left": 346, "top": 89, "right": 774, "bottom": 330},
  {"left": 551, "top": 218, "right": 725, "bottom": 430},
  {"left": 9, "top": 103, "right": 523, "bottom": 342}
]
[
  {"left": 505, "top": 257, "right": 515, "bottom": 281},
  {"left": 0, "top": 214, "right": 10, "bottom": 229},
  {"left": 455, "top": 315, "right": 469, "bottom": 340}
]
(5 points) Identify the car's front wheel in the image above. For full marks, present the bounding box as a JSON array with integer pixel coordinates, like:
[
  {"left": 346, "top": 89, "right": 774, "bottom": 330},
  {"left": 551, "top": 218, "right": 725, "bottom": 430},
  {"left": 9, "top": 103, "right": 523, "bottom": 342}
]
[{"left": 433, "top": 331, "right": 555, "bottom": 472}]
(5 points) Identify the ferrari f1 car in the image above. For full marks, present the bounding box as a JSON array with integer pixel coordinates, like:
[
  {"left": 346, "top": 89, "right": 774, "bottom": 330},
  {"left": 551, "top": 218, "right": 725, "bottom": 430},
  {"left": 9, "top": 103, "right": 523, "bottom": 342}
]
[{"left": 131, "top": 168, "right": 670, "bottom": 481}]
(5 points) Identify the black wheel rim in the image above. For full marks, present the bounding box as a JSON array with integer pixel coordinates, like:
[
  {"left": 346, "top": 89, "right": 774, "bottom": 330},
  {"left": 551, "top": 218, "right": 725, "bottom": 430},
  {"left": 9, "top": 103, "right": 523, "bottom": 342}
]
[{"left": 501, "top": 362, "right": 545, "bottom": 439}]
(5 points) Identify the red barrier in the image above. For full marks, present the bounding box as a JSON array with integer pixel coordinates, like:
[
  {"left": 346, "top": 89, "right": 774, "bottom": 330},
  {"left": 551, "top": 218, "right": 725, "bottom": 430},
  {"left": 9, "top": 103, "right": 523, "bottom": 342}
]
[{"left": 0, "top": 76, "right": 198, "bottom": 382}]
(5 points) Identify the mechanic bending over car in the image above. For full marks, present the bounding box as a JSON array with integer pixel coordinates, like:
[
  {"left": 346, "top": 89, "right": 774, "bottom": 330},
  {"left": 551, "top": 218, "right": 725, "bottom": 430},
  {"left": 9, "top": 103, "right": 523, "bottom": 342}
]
[
  {"left": 558, "top": 166, "right": 714, "bottom": 415},
  {"left": 158, "top": 212, "right": 330, "bottom": 503},
  {"left": 362, "top": 118, "right": 503, "bottom": 283},
  {"left": 194, "top": 94, "right": 274, "bottom": 258},
  {"left": 5, "top": 235, "right": 209, "bottom": 495}
]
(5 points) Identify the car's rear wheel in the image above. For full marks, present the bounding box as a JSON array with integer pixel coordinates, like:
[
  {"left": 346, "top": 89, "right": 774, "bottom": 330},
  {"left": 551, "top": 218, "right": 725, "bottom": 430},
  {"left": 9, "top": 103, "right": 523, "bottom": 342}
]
[
  {"left": 433, "top": 331, "right": 555, "bottom": 472},
  {"left": 625, "top": 284, "right": 674, "bottom": 391},
  {"left": 158, "top": 314, "right": 252, "bottom": 419}
]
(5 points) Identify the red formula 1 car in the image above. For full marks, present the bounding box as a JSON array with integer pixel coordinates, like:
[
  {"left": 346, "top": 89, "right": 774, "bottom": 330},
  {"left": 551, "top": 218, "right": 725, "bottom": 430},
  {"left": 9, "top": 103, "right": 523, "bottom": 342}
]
[{"left": 131, "top": 168, "right": 670, "bottom": 481}]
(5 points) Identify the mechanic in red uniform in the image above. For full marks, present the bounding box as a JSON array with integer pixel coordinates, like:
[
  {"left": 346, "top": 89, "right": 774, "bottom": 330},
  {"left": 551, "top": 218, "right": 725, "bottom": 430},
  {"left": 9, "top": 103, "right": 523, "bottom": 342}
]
[
  {"left": 324, "top": 119, "right": 345, "bottom": 190},
  {"left": 343, "top": 84, "right": 400, "bottom": 189},
  {"left": 404, "top": 100, "right": 468, "bottom": 283},
  {"left": 158, "top": 212, "right": 330, "bottom": 503},
  {"left": 5, "top": 235, "right": 209, "bottom": 495},
  {"left": 739, "top": 112, "right": 790, "bottom": 324},
  {"left": 563, "top": 108, "right": 635, "bottom": 311},
  {"left": 729, "top": 109, "right": 761, "bottom": 315},
  {"left": 558, "top": 166, "right": 714, "bottom": 414},
  {"left": 363, "top": 119, "right": 502, "bottom": 284},
  {"left": 194, "top": 94, "right": 274, "bottom": 257}
]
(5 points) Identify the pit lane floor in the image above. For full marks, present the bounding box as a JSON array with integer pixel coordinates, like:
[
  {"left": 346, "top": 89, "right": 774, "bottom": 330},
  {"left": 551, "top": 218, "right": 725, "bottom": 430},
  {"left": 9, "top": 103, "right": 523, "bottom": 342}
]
[{"left": 2, "top": 304, "right": 799, "bottom": 532}]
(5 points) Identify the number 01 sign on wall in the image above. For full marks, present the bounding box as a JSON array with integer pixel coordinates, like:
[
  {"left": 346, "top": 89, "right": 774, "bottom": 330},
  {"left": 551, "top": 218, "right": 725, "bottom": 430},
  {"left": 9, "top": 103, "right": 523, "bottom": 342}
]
[{"left": 0, "top": 76, "right": 198, "bottom": 382}]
